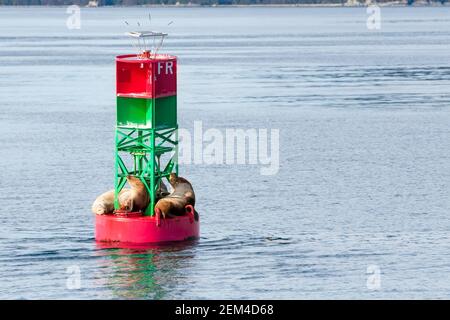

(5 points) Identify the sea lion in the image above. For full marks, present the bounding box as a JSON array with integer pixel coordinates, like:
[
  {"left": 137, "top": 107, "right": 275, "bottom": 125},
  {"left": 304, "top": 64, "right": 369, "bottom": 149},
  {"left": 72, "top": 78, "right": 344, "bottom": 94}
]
[
  {"left": 154, "top": 173, "right": 197, "bottom": 219},
  {"left": 169, "top": 173, "right": 195, "bottom": 207},
  {"left": 156, "top": 179, "right": 170, "bottom": 202},
  {"left": 118, "top": 175, "right": 150, "bottom": 212},
  {"left": 91, "top": 188, "right": 130, "bottom": 215},
  {"left": 93, "top": 178, "right": 169, "bottom": 215}
]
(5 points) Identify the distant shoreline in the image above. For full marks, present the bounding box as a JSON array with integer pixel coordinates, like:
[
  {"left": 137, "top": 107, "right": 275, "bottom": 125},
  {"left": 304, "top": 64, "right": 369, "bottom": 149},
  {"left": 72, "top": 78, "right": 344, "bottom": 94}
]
[{"left": 0, "top": 3, "right": 449, "bottom": 8}]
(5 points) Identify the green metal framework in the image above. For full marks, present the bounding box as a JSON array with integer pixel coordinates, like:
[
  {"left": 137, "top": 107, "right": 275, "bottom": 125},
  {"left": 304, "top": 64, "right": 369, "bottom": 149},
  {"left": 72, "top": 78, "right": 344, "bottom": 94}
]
[{"left": 114, "top": 123, "right": 178, "bottom": 216}]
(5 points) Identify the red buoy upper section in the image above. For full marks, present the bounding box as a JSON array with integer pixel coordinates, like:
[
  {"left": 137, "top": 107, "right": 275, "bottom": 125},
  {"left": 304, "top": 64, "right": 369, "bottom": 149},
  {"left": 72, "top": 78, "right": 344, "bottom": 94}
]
[{"left": 116, "top": 52, "right": 177, "bottom": 99}]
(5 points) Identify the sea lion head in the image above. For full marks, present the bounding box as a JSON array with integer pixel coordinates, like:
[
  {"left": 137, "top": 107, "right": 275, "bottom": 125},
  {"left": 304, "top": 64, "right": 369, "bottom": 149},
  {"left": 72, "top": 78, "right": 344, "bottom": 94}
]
[
  {"left": 169, "top": 173, "right": 178, "bottom": 187},
  {"left": 156, "top": 180, "right": 169, "bottom": 199},
  {"left": 92, "top": 202, "right": 107, "bottom": 215},
  {"left": 169, "top": 172, "right": 192, "bottom": 189},
  {"left": 120, "top": 197, "right": 133, "bottom": 212},
  {"left": 126, "top": 175, "right": 144, "bottom": 189}
]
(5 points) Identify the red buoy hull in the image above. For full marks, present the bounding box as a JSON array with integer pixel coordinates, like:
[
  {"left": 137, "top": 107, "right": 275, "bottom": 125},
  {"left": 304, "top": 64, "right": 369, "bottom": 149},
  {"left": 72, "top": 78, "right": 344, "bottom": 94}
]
[{"left": 95, "top": 214, "right": 199, "bottom": 244}]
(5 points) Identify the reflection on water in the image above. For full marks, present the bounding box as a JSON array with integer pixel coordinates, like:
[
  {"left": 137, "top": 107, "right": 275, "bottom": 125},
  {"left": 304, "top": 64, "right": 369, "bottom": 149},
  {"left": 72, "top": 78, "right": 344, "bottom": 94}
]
[{"left": 95, "top": 241, "right": 197, "bottom": 299}]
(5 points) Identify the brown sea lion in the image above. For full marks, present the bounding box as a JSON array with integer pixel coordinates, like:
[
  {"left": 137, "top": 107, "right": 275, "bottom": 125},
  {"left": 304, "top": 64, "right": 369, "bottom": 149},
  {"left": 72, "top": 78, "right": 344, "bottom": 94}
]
[
  {"left": 118, "top": 175, "right": 150, "bottom": 212},
  {"left": 154, "top": 173, "right": 197, "bottom": 219},
  {"left": 91, "top": 188, "right": 130, "bottom": 215},
  {"left": 169, "top": 173, "right": 195, "bottom": 206},
  {"left": 93, "top": 178, "right": 169, "bottom": 215},
  {"left": 156, "top": 179, "right": 170, "bottom": 202}
]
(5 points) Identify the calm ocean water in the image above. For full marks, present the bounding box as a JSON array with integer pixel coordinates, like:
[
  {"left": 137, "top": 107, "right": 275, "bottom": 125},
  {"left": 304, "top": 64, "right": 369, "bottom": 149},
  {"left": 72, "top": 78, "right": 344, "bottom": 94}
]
[{"left": 1, "top": 6, "right": 450, "bottom": 299}]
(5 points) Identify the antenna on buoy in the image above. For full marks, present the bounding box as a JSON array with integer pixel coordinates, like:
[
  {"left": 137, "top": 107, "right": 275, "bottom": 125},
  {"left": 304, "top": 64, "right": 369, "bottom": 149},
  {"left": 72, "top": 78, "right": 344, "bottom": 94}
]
[
  {"left": 126, "top": 31, "right": 168, "bottom": 59},
  {"left": 124, "top": 21, "right": 138, "bottom": 53}
]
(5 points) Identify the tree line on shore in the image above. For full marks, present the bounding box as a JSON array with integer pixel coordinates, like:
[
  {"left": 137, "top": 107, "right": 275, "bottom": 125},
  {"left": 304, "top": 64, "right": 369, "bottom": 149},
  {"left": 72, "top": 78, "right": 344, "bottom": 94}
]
[{"left": 0, "top": 0, "right": 447, "bottom": 6}]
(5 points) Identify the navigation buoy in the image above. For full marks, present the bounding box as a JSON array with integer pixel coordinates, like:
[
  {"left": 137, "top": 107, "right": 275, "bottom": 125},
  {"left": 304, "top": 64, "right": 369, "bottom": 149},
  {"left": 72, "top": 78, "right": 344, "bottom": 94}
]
[{"left": 95, "top": 31, "right": 200, "bottom": 244}]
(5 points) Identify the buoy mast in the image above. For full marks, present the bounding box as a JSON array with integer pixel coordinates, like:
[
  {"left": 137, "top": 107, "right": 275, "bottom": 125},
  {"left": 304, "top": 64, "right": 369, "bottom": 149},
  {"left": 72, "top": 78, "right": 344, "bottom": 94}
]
[{"left": 115, "top": 31, "right": 178, "bottom": 216}]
